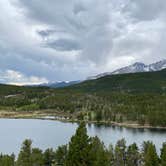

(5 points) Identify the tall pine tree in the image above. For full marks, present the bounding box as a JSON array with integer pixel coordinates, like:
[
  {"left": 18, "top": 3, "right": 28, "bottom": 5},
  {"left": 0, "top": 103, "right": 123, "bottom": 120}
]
[
  {"left": 66, "top": 122, "right": 90, "bottom": 166},
  {"left": 17, "top": 139, "right": 32, "bottom": 166},
  {"left": 126, "top": 143, "right": 140, "bottom": 166},
  {"left": 89, "top": 136, "right": 110, "bottom": 166},
  {"left": 144, "top": 142, "right": 159, "bottom": 166},
  {"left": 114, "top": 139, "right": 126, "bottom": 166}
]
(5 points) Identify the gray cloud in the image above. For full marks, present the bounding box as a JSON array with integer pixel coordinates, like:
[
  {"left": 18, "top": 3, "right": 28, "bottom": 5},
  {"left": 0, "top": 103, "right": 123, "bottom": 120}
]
[
  {"left": 17, "top": 0, "right": 113, "bottom": 63},
  {"left": 123, "top": 0, "right": 166, "bottom": 21},
  {"left": 0, "top": 0, "right": 166, "bottom": 84},
  {"left": 45, "top": 38, "right": 81, "bottom": 51},
  {"left": 73, "top": 2, "right": 86, "bottom": 15},
  {"left": 37, "top": 30, "right": 56, "bottom": 38},
  {"left": 0, "top": 69, "right": 48, "bottom": 85}
]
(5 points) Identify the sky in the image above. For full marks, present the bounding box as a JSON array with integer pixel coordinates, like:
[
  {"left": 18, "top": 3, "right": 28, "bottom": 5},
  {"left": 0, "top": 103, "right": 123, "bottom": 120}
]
[{"left": 0, "top": 0, "right": 166, "bottom": 85}]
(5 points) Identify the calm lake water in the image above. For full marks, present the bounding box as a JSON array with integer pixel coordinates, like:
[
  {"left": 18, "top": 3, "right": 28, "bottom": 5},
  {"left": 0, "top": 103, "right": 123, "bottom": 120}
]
[{"left": 0, "top": 119, "right": 166, "bottom": 155}]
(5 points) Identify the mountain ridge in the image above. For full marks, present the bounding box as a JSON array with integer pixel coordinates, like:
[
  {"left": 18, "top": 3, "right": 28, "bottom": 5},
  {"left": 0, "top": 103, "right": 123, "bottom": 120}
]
[
  {"left": 88, "top": 59, "right": 166, "bottom": 80},
  {"left": 38, "top": 80, "right": 81, "bottom": 88},
  {"left": 25, "top": 59, "right": 166, "bottom": 88},
  {"left": 67, "top": 68, "right": 166, "bottom": 93}
]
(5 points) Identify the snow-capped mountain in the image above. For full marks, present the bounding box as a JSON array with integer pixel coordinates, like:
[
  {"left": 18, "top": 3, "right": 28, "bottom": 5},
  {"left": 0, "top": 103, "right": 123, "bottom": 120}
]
[
  {"left": 88, "top": 59, "right": 166, "bottom": 80},
  {"left": 111, "top": 62, "right": 147, "bottom": 75},
  {"left": 39, "top": 80, "right": 81, "bottom": 88},
  {"left": 148, "top": 59, "right": 166, "bottom": 71}
]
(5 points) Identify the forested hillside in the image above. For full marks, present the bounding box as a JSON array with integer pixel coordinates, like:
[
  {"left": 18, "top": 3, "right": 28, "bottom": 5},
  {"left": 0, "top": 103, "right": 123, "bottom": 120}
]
[
  {"left": 0, "top": 69, "right": 166, "bottom": 126},
  {"left": 68, "top": 68, "right": 166, "bottom": 93}
]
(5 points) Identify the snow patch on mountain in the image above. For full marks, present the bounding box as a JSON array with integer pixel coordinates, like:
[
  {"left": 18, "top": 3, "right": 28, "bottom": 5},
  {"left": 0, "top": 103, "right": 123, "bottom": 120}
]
[{"left": 88, "top": 59, "right": 166, "bottom": 80}]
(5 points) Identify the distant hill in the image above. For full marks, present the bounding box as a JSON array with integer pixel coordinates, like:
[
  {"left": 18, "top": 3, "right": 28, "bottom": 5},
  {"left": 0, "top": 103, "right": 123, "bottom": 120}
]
[
  {"left": 28, "top": 60, "right": 166, "bottom": 89},
  {"left": 38, "top": 80, "right": 81, "bottom": 88},
  {"left": 0, "top": 83, "right": 50, "bottom": 97},
  {"left": 1, "top": 68, "right": 166, "bottom": 94},
  {"left": 67, "top": 68, "right": 166, "bottom": 93}
]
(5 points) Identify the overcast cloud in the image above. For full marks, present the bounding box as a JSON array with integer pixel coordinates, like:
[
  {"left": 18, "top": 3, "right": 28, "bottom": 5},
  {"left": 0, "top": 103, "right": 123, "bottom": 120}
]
[{"left": 0, "top": 0, "right": 166, "bottom": 84}]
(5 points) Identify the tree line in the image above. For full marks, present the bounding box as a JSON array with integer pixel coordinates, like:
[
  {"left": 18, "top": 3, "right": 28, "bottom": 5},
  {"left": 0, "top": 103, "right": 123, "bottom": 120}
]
[
  {"left": 0, "top": 123, "right": 166, "bottom": 166},
  {"left": 0, "top": 91, "right": 166, "bottom": 127}
]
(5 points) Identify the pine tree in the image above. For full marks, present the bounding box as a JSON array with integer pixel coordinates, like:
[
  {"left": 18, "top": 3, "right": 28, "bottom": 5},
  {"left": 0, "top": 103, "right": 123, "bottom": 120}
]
[
  {"left": 161, "top": 142, "right": 166, "bottom": 166},
  {"left": 114, "top": 139, "right": 126, "bottom": 166},
  {"left": 0, "top": 154, "right": 15, "bottom": 166},
  {"left": 43, "top": 148, "right": 55, "bottom": 166},
  {"left": 108, "top": 144, "right": 114, "bottom": 165},
  {"left": 31, "top": 148, "right": 44, "bottom": 166},
  {"left": 144, "top": 142, "right": 159, "bottom": 166},
  {"left": 66, "top": 122, "right": 90, "bottom": 166},
  {"left": 126, "top": 143, "right": 140, "bottom": 166},
  {"left": 55, "top": 145, "right": 68, "bottom": 166},
  {"left": 89, "top": 136, "right": 110, "bottom": 166},
  {"left": 17, "top": 139, "right": 32, "bottom": 166}
]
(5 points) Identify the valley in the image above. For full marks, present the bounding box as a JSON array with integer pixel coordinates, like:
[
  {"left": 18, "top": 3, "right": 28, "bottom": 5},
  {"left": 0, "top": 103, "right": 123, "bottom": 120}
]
[{"left": 0, "top": 69, "right": 166, "bottom": 128}]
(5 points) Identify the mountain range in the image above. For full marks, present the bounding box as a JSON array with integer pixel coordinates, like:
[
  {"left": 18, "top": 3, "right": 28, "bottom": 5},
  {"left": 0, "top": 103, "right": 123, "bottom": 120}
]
[
  {"left": 1, "top": 61, "right": 166, "bottom": 126},
  {"left": 38, "top": 81, "right": 81, "bottom": 88},
  {"left": 34, "top": 59, "right": 166, "bottom": 88},
  {"left": 88, "top": 59, "right": 166, "bottom": 80}
]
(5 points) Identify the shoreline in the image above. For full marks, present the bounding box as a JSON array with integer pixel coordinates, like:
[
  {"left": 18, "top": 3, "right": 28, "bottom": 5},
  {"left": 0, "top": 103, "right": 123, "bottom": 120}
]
[{"left": 0, "top": 110, "right": 166, "bottom": 130}]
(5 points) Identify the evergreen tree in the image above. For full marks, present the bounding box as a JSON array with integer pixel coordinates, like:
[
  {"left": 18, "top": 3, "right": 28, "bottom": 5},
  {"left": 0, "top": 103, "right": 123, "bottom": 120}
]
[
  {"left": 17, "top": 139, "right": 32, "bottom": 166},
  {"left": 144, "top": 142, "right": 159, "bottom": 166},
  {"left": 126, "top": 143, "right": 140, "bottom": 166},
  {"left": 96, "top": 110, "right": 102, "bottom": 122},
  {"left": 108, "top": 144, "right": 114, "bottom": 165},
  {"left": 43, "top": 148, "right": 55, "bottom": 166},
  {"left": 114, "top": 139, "right": 126, "bottom": 166},
  {"left": 31, "top": 148, "right": 44, "bottom": 166},
  {"left": 89, "top": 136, "right": 110, "bottom": 166},
  {"left": 55, "top": 145, "right": 68, "bottom": 166},
  {"left": 161, "top": 142, "right": 166, "bottom": 166},
  {"left": 0, "top": 154, "right": 15, "bottom": 166},
  {"left": 66, "top": 122, "right": 90, "bottom": 166}
]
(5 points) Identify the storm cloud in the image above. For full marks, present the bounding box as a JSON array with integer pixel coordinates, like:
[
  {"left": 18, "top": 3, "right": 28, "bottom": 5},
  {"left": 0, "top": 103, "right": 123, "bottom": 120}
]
[{"left": 0, "top": 0, "right": 166, "bottom": 84}]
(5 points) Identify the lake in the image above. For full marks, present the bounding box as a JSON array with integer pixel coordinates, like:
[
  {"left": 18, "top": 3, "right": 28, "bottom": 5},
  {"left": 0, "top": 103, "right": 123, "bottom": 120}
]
[{"left": 0, "top": 118, "right": 166, "bottom": 155}]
